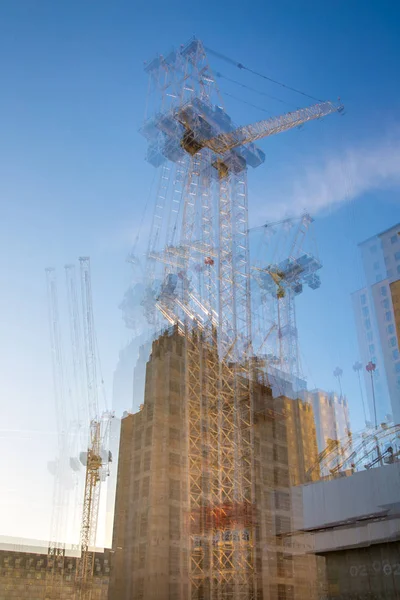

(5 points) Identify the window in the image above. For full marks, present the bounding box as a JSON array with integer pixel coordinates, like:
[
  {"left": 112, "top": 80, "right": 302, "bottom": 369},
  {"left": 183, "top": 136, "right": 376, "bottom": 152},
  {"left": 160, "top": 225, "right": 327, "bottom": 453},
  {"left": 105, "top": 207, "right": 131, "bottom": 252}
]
[
  {"left": 381, "top": 286, "right": 387, "bottom": 296},
  {"left": 395, "top": 251, "right": 400, "bottom": 261},
  {"left": 143, "top": 451, "right": 151, "bottom": 472},
  {"left": 169, "top": 479, "right": 180, "bottom": 501},
  {"left": 395, "top": 363, "right": 400, "bottom": 374},
  {"left": 367, "top": 331, "right": 373, "bottom": 342},
  {"left": 388, "top": 324, "right": 395, "bottom": 334},
  {"left": 142, "top": 476, "right": 150, "bottom": 497},
  {"left": 369, "top": 344, "right": 375, "bottom": 354},
  {"left": 362, "top": 306, "right": 369, "bottom": 317},
  {"left": 275, "top": 515, "right": 291, "bottom": 534},
  {"left": 277, "top": 553, "right": 293, "bottom": 578},
  {"left": 387, "top": 269, "right": 393, "bottom": 278},
  {"left": 385, "top": 311, "right": 392, "bottom": 322},
  {"left": 140, "top": 514, "right": 148, "bottom": 537},
  {"left": 169, "top": 427, "right": 180, "bottom": 441},
  {"left": 390, "top": 337, "right": 397, "bottom": 347},
  {"left": 169, "top": 452, "right": 180, "bottom": 467},
  {"left": 143, "top": 426, "right": 152, "bottom": 447},
  {"left": 393, "top": 350, "right": 399, "bottom": 361},
  {"left": 365, "top": 319, "right": 371, "bottom": 330},
  {"left": 360, "top": 293, "right": 366, "bottom": 305},
  {"left": 275, "top": 491, "right": 291, "bottom": 511},
  {"left": 391, "top": 234, "right": 398, "bottom": 244},
  {"left": 134, "top": 430, "right": 143, "bottom": 450},
  {"left": 397, "top": 265, "right": 400, "bottom": 275},
  {"left": 277, "top": 584, "right": 294, "bottom": 600},
  {"left": 376, "top": 274, "right": 382, "bottom": 282},
  {"left": 373, "top": 261, "right": 379, "bottom": 270},
  {"left": 382, "top": 299, "right": 389, "bottom": 309}
]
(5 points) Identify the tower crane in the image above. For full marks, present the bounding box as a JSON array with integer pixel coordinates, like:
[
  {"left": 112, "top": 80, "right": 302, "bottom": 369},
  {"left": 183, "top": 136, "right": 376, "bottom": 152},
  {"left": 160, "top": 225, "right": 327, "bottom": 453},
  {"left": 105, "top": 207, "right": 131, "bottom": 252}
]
[
  {"left": 251, "top": 213, "right": 321, "bottom": 383},
  {"left": 45, "top": 261, "right": 112, "bottom": 599},
  {"left": 65, "top": 264, "right": 88, "bottom": 552},
  {"left": 134, "top": 37, "right": 343, "bottom": 600},
  {"left": 75, "top": 257, "right": 113, "bottom": 600}
]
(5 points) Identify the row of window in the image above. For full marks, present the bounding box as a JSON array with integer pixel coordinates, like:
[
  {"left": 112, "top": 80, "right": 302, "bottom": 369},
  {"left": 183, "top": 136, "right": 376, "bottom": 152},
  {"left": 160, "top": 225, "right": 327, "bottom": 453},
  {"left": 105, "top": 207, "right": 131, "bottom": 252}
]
[
  {"left": 367, "top": 337, "right": 398, "bottom": 360},
  {"left": 387, "top": 264, "right": 400, "bottom": 278},
  {"left": 383, "top": 263, "right": 400, "bottom": 278},
  {"left": 362, "top": 292, "right": 393, "bottom": 317},
  {"left": 383, "top": 250, "right": 400, "bottom": 263},
  {"left": 370, "top": 234, "right": 399, "bottom": 254}
]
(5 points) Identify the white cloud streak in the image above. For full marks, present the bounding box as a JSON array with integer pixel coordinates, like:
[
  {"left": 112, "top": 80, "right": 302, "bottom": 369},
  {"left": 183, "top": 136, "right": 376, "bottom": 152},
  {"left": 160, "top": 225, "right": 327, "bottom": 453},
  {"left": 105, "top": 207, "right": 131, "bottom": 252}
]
[{"left": 255, "top": 135, "right": 400, "bottom": 221}]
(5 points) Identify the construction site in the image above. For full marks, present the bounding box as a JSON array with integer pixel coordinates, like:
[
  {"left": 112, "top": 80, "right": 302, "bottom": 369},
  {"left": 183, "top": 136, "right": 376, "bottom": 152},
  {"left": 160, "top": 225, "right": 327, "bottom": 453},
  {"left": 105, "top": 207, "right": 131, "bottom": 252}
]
[{"left": 2, "top": 32, "right": 400, "bottom": 600}]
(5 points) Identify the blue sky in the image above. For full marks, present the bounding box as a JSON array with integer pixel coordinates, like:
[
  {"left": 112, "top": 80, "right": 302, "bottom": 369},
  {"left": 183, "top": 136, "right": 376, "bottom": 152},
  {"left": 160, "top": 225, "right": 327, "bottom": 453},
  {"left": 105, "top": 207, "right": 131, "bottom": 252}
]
[{"left": 0, "top": 1, "right": 399, "bottom": 543}]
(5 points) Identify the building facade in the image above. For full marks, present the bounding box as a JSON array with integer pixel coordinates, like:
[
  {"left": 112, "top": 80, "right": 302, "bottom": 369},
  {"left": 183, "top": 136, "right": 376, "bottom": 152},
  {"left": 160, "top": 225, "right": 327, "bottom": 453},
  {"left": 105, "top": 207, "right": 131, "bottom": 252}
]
[
  {"left": 109, "top": 329, "right": 188, "bottom": 600},
  {"left": 390, "top": 279, "right": 400, "bottom": 353},
  {"left": 109, "top": 328, "right": 323, "bottom": 600},
  {"left": 0, "top": 546, "right": 111, "bottom": 600},
  {"left": 301, "top": 389, "right": 351, "bottom": 455},
  {"left": 107, "top": 336, "right": 153, "bottom": 550},
  {"left": 352, "top": 224, "right": 400, "bottom": 426}
]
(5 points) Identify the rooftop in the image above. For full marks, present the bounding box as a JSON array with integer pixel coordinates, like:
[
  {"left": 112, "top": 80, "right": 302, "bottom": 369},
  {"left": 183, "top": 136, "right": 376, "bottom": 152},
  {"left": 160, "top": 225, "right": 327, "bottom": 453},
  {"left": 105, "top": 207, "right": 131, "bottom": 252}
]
[{"left": 358, "top": 223, "right": 400, "bottom": 247}]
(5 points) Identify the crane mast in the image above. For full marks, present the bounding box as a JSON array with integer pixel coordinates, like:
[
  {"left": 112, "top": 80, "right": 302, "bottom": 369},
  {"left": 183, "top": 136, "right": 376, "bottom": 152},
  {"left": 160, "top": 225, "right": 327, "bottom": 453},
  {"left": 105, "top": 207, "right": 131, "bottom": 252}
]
[
  {"left": 65, "top": 264, "right": 88, "bottom": 553},
  {"left": 75, "top": 257, "right": 107, "bottom": 600},
  {"left": 45, "top": 267, "right": 67, "bottom": 600},
  {"left": 80, "top": 257, "right": 99, "bottom": 423},
  {"left": 65, "top": 264, "right": 87, "bottom": 433}
]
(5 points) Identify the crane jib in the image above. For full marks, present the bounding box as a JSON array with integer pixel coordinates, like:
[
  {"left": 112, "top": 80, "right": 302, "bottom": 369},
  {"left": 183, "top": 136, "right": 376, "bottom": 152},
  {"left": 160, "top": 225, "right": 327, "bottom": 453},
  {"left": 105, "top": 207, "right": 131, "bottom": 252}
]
[{"left": 176, "top": 99, "right": 343, "bottom": 159}]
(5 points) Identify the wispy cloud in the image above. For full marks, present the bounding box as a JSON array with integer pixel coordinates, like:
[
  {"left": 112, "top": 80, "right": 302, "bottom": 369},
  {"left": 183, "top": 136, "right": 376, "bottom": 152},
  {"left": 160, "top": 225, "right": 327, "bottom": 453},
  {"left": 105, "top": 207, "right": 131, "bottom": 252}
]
[{"left": 254, "top": 134, "right": 400, "bottom": 221}]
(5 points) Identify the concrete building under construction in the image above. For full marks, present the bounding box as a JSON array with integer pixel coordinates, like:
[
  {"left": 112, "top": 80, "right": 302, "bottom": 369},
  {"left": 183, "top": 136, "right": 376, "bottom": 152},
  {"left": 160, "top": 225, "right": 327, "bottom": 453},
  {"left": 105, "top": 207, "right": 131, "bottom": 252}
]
[{"left": 109, "top": 327, "right": 325, "bottom": 600}]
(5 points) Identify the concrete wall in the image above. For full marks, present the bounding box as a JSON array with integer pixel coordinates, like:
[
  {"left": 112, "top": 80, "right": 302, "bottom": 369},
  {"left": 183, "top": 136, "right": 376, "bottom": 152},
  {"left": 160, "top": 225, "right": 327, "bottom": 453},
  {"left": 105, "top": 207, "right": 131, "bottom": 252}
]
[
  {"left": 296, "top": 462, "right": 400, "bottom": 554},
  {"left": 0, "top": 549, "right": 111, "bottom": 600}
]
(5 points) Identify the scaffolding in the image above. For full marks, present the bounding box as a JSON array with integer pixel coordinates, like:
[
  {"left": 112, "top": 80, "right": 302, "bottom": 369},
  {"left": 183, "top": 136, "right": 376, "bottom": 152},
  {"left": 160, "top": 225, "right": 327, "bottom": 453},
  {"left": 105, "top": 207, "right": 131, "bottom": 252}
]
[{"left": 124, "top": 37, "right": 342, "bottom": 600}]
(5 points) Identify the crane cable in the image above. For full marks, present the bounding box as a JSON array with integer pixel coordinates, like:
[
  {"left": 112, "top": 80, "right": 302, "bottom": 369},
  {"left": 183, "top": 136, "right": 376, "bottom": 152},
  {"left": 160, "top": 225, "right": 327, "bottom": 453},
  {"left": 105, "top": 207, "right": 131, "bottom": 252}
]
[
  {"left": 132, "top": 167, "right": 157, "bottom": 257},
  {"left": 205, "top": 46, "right": 325, "bottom": 104},
  {"left": 224, "top": 91, "right": 271, "bottom": 115},
  {"left": 216, "top": 71, "right": 299, "bottom": 110}
]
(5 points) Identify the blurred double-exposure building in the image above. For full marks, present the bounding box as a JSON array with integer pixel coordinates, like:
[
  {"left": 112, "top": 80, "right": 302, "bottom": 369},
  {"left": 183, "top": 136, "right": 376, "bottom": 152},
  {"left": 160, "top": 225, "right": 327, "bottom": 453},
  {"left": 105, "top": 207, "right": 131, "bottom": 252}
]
[
  {"left": 301, "top": 389, "right": 351, "bottom": 455},
  {"left": 108, "top": 327, "right": 325, "bottom": 600},
  {"left": 352, "top": 223, "right": 400, "bottom": 426},
  {"left": 391, "top": 278, "right": 400, "bottom": 355},
  {"left": 255, "top": 367, "right": 351, "bottom": 459}
]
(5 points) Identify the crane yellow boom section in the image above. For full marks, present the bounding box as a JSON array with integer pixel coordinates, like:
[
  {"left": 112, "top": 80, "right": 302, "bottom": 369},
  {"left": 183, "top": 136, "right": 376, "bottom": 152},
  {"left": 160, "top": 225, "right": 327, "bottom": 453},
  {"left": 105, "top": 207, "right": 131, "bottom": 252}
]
[{"left": 203, "top": 101, "right": 343, "bottom": 155}]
